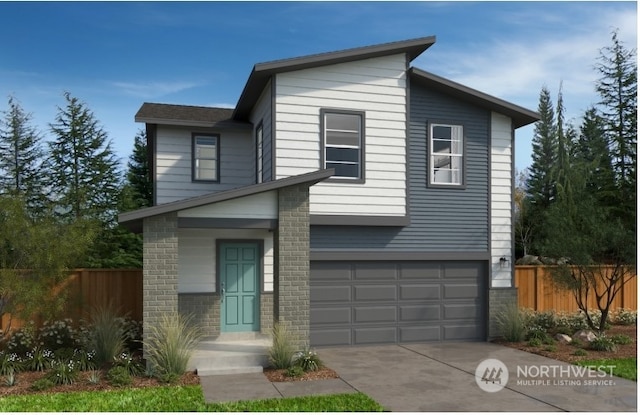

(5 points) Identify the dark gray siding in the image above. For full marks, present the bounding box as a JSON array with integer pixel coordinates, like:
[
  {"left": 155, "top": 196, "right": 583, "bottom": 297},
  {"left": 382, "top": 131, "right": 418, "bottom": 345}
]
[{"left": 310, "top": 83, "right": 490, "bottom": 252}]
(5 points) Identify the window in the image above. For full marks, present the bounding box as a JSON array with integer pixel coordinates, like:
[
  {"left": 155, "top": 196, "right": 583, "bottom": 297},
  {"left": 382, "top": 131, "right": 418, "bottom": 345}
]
[
  {"left": 193, "top": 134, "right": 219, "bottom": 182},
  {"left": 429, "top": 123, "right": 463, "bottom": 186},
  {"left": 322, "top": 110, "right": 364, "bottom": 180},
  {"left": 256, "top": 123, "right": 263, "bottom": 183}
]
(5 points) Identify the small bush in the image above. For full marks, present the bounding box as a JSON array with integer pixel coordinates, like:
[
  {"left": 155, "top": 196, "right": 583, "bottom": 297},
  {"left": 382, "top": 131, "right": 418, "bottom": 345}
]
[
  {"left": 496, "top": 304, "right": 527, "bottom": 342},
  {"left": 293, "top": 347, "right": 322, "bottom": 372},
  {"left": 87, "top": 370, "right": 101, "bottom": 384},
  {"left": 527, "top": 338, "right": 542, "bottom": 347},
  {"left": 158, "top": 372, "right": 180, "bottom": 384},
  {"left": 47, "top": 359, "right": 79, "bottom": 385},
  {"left": 268, "top": 323, "right": 295, "bottom": 369},
  {"left": 38, "top": 319, "right": 79, "bottom": 351},
  {"left": 5, "top": 327, "right": 35, "bottom": 356},
  {"left": 89, "top": 304, "right": 125, "bottom": 366},
  {"left": 573, "top": 349, "right": 588, "bottom": 357},
  {"left": 543, "top": 345, "right": 557, "bottom": 352},
  {"left": 556, "top": 311, "right": 588, "bottom": 332},
  {"left": 30, "top": 377, "right": 54, "bottom": 391},
  {"left": 570, "top": 338, "right": 585, "bottom": 348},
  {"left": 73, "top": 348, "right": 96, "bottom": 371},
  {"left": 113, "top": 351, "right": 143, "bottom": 376},
  {"left": 24, "top": 347, "right": 54, "bottom": 372},
  {"left": 610, "top": 334, "right": 633, "bottom": 345},
  {"left": 612, "top": 309, "right": 637, "bottom": 326},
  {"left": 106, "top": 365, "right": 132, "bottom": 387},
  {"left": 144, "top": 313, "right": 202, "bottom": 379},
  {"left": 286, "top": 365, "right": 305, "bottom": 378},
  {"left": 0, "top": 351, "right": 23, "bottom": 375},
  {"left": 525, "top": 325, "right": 553, "bottom": 345},
  {"left": 3, "top": 369, "right": 16, "bottom": 386},
  {"left": 589, "top": 335, "right": 617, "bottom": 352},
  {"left": 531, "top": 310, "right": 556, "bottom": 330}
]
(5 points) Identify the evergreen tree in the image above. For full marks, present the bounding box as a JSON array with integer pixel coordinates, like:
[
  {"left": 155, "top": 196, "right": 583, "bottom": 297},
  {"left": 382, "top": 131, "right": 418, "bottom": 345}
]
[
  {"left": 48, "top": 92, "right": 122, "bottom": 223},
  {"left": 0, "top": 96, "right": 47, "bottom": 213},
  {"left": 555, "top": 83, "right": 571, "bottom": 189},
  {"left": 595, "top": 29, "right": 637, "bottom": 229},
  {"left": 527, "top": 86, "right": 557, "bottom": 209},
  {"left": 126, "top": 129, "right": 153, "bottom": 208}
]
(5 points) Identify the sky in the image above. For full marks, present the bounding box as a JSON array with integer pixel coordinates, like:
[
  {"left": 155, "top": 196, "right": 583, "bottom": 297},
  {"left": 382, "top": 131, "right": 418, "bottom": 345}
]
[{"left": 0, "top": 1, "right": 636, "bottom": 172}]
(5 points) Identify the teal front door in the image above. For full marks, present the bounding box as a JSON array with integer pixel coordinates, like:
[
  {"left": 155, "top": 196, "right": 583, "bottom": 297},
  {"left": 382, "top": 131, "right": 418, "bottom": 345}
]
[{"left": 220, "top": 243, "right": 260, "bottom": 332}]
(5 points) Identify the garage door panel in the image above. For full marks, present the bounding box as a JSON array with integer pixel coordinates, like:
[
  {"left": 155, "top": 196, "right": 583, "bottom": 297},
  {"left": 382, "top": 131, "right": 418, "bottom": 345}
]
[
  {"left": 311, "top": 329, "right": 351, "bottom": 347},
  {"left": 354, "top": 306, "right": 397, "bottom": 323},
  {"left": 444, "top": 262, "right": 484, "bottom": 278},
  {"left": 354, "top": 327, "right": 397, "bottom": 344},
  {"left": 354, "top": 285, "right": 397, "bottom": 301},
  {"left": 311, "top": 262, "right": 351, "bottom": 281},
  {"left": 354, "top": 263, "right": 397, "bottom": 280},
  {"left": 311, "top": 286, "right": 351, "bottom": 302},
  {"left": 444, "top": 324, "right": 483, "bottom": 341},
  {"left": 399, "top": 284, "right": 440, "bottom": 300},
  {"left": 399, "top": 262, "right": 442, "bottom": 279},
  {"left": 443, "top": 284, "right": 479, "bottom": 299},
  {"left": 311, "top": 307, "right": 351, "bottom": 324},
  {"left": 399, "top": 325, "right": 441, "bottom": 342},
  {"left": 444, "top": 303, "right": 481, "bottom": 320},
  {"left": 400, "top": 304, "right": 441, "bottom": 321}
]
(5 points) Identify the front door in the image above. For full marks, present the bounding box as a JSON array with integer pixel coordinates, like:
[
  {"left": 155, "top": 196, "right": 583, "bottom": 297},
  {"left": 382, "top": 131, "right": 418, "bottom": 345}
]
[{"left": 220, "top": 243, "right": 260, "bottom": 332}]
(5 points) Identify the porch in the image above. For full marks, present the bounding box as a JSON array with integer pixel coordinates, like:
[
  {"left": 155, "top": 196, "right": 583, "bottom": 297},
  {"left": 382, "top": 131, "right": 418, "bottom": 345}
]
[{"left": 189, "top": 332, "right": 272, "bottom": 376}]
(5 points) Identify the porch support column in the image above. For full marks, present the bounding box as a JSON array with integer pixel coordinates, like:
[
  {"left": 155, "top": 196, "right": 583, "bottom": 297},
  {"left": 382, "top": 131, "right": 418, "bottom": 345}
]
[
  {"left": 275, "top": 183, "right": 311, "bottom": 349},
  {"left": 142, "top": 212, "right": 179, "bottom": 357}
]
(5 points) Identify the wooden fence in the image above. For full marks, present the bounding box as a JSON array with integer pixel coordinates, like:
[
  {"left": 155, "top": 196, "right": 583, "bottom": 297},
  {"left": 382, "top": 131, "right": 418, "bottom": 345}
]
[
  {"left": 0, "top": 269, "right": 142, "bottom": 332},
  {"left": 515, "top": 265, "right": 637, "bottom": 312}
]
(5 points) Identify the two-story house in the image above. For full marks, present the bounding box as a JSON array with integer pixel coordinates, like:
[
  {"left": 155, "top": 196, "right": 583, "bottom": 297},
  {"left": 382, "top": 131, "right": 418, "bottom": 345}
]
[{"left": 119, "top": 36, "right": 539, "bottom": 350}]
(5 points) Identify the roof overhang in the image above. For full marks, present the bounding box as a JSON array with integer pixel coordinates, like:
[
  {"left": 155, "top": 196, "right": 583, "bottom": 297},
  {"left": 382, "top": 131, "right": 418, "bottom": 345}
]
[
  {"left": 233, "top": 36, "right": 437, "bottom": 120},
  {"left": 409, "top": 68, "right": 540, "bottom": 128},
  {"left": 135, "top": 103, "right": 252, "bottom": 130},
  {"left": 119, "top": 169, "right": 334, "bottom": 233}
]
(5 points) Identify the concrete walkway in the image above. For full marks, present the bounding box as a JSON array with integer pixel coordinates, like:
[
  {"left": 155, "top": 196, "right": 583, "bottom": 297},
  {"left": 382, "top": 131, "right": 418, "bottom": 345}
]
[{"left": 200, "top": 342, "right": 637, "bottom": 412}]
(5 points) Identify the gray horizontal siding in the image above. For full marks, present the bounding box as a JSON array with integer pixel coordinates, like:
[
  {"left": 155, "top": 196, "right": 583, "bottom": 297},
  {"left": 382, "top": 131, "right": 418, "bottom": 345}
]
[{"left": 311, "top": 82, "right": 489, "bottom": 252}]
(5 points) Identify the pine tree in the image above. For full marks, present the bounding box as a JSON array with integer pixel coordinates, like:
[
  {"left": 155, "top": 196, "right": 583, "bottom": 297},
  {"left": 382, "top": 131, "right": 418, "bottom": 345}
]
[
  {"left": 126, "top": 129, "right": 153, "bottom": 208},
  {"left": 595, "top": 29, "right": 637, "bottom": 229},
  {"left": 555, "top": 83, "right": 571, "bottom": 189},
  {"left": 48, "top": 92, "right": 122, "bottom": 223},
  {"left": 0, "top": 96, "right": 47, "bottom": 213},
  {"left": 527, "top": 86, "right": 557, "bottom": 209}
]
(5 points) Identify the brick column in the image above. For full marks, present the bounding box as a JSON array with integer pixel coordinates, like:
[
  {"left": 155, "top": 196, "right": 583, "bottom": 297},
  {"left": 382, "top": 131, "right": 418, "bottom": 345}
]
[
  {"left": 143, "top": 212, "right": 179, "bottom": 356},
  {"left": 275, "top": 184, "right": 311, "bottom": 349},
  {"left": 488, "top": 288, "right": 518, "bottom": 339}
]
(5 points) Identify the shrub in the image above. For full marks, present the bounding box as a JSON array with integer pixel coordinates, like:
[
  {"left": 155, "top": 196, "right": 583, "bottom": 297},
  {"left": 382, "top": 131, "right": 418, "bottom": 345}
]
[
  {"left": 119, "top": 318, "right": 143, "bottom": 352},
  {"left": 158, "top": 372, "right": 180, "bottom": 384},
  {"left": 30, "top": 377, "right": 54, "bottom": 391},
  {"left": 87, "top": 370, "right": 101, "bottom": 384},
  {"left": 527, "top": 338, "right": 542, "bottom": 347},
  {"left": 144, "top": 313, "right": 202, "bottom": 379},
  {"left": 293, "top": 347, "right": 322, "bottom": 372},
  {"left": 531, "top": 310, "right": 556, "bottom": 330},
  {"left": 496, "top": 304, "right": 527, "bottom": 342},
  {"left": 268, "top": 323, "right": 295, "bottom": 369},
  {"left": 24, "top": 347, "right": 54, "bottom": 372},
  {"left": 525, "top": 325, "right": 553, "bottom": 345},
  {"left": 589, "top": 335, "right": 617, "bottom": 352},
  {"left": 570, "top": 338, "right": 585, "bottom": 348},
  {"left": 612, "top": 309, "right": 637, "bottom": 326},
  {"left": 0, "top": 351, "right": 23, "bottom": 375},
  {"left": 47, "top": 359, "right": 79, "bottom": 385},
  {"left": 38, "top": 319, "right": 79, "bottom": 351},
  {"left": 89, "top": 304, "right": 125, "bottom": 366},
  {"left": 556, "top": 311, "right": 588, "bottom": 332},
  {"left": 106, "top": 365, "right": 132, "bottom": 387},
  {"left": 610, "top": 334, "right": 633, "bottom": 345},
  {"left": 5, "top": 326, "right": 35, "bottom": 356},
  {"left": 286, "top": 365, "right": 305, "bottom": 378},
  {"left": 3, "top": 369, "right": 16, "bottom": 386},
  {"left": 73, "top": 348, "right": 96, "bottom": 371},
  {"left": 573, "top": 349, "right": 588, "bottom": 357},
  {"left": 113, "top": 351, "right": 143, "bottom": 376},
  {"left": 543, "top": 345, "right": 557, "bottom": 352}
]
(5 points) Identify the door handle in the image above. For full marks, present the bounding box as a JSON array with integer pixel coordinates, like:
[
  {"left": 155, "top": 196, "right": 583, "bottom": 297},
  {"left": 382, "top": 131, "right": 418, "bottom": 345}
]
[{"left": 221, "top": 282, "right": 225, "bottom": 302}]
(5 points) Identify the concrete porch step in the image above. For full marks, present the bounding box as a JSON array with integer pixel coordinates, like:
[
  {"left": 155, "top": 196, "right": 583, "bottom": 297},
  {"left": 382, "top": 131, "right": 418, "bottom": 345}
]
[{"left": 189, "top": 333, "right": 272, "bottom": 376}]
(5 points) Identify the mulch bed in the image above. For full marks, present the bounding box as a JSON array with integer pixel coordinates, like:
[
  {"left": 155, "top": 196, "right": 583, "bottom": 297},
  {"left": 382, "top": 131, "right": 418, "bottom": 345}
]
[
  {"left": 263, "top": 367, "right": 339, "bottom": 382},
  {"left": 494, "top": 324, "right": 637, "bottom": 363}
]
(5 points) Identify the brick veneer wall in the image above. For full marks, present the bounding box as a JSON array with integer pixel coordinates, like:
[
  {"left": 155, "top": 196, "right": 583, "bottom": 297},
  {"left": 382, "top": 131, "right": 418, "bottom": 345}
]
[
  {"left": 142, "top": 212, "right": 179, "bottom": 356},
  {"left": 178, "top": 293, "right": 219, "bottom": 337},
  {"left": 275, "top": 184, "right": 311, "bottom": 349},
  {"left": 488, "top": 287, "right": 518, "bottom": 339},
  {"left": 261, "top": 293, "right": 274, "bottom": 335}
]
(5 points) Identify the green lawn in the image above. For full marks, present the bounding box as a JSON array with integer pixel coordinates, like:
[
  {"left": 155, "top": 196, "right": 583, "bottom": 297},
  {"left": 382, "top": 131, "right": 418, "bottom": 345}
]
[
  {"left": 576, "top": 357, "right": 637, "bottom": 381},
  {"left": 0, "top": 385, "right": 384, "bottom": 412}
]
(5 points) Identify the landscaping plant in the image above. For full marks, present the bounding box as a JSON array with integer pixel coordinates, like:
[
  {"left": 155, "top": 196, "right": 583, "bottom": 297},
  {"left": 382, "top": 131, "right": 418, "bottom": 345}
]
[
  {"left": 268, "top": 323, "right": 295, "bottom": 369},
  {"left": 143, "top": 313, "right": 202, "bottom": 380},
  {"left": 496, "top": 303, "right": 527, "bottom": 342},
  {"left": 293, "top": 347, "right": 322, "bottom": 372},
  {"left": 88, "top": 303, "right": 125, "bottom": 367}
]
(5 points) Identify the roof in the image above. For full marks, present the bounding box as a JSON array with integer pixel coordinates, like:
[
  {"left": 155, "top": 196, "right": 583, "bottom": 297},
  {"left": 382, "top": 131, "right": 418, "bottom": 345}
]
[
  {"left": 118, "top": 169, "right": 334, "bottom": 233},
  {"left": 409, "top": 68, "right": 540, "bottom": 128},
  {"left": 232, "top": 36, "right": 437, "bottom": 120},
  {"left": 135, "top": 103, "right": 250, "bottom": 129}
]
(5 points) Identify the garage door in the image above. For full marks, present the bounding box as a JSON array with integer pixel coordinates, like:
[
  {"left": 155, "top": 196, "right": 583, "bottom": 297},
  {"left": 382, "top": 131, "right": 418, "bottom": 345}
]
[{"left": 310, "top": 261, "right": 486, "bottom": 346}]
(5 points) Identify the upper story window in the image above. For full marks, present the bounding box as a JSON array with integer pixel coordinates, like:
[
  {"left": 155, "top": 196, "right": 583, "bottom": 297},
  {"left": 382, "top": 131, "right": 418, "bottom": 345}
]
[
  {"left": 256, "top": 123, "right": 263, "bottom": 184},
  {"left": 321, "top": 109, "right": 365, "bottom": 181},
  {"left": 192, "top": 134, "right": 220, "bottom": 182},
  {"left": 429, "top": 123, "right": 464, "bottom": 186}
]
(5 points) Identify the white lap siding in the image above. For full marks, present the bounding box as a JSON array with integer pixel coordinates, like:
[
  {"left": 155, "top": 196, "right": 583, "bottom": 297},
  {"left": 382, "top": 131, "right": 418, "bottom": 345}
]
[
  {"left": 490, "top": 112, "right": 514, "bottom": 288},
  {"left": 274, "top": 54, "right": 408, "bottom": 217}
]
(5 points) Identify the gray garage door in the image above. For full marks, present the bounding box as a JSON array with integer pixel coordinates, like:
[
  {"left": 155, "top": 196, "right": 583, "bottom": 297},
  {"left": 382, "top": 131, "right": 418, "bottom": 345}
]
[{"left": 310, "top": 260, "right": 487, "bottom": 346}]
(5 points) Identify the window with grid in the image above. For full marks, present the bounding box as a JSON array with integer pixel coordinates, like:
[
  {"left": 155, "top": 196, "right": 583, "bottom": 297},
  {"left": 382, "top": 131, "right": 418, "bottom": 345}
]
[
  {"left": 322, "top": 110, "right": 364, "bottom": 180},
  {"left": 429, "top": 124, "right": 463, "bottom": 186},
  {"left": 193, "top": 134, "right": 219, "bottom": 182}
]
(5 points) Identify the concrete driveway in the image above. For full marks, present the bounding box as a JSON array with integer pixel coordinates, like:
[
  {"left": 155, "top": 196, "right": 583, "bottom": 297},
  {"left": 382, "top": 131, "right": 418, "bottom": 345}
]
[{"left": 319, "top": 342, "right": 637, "bottom": 412}]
